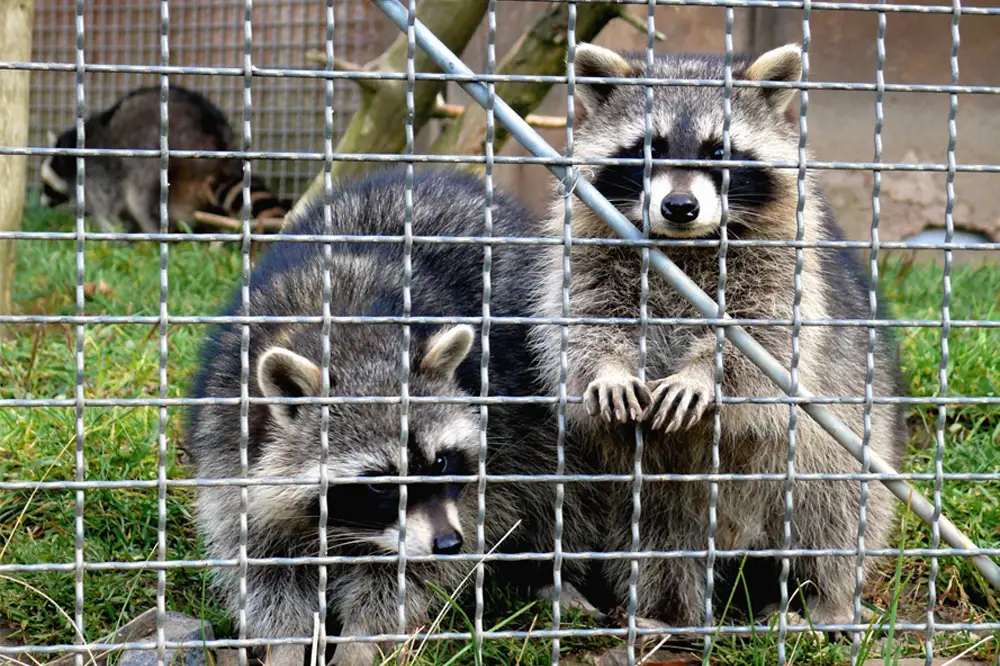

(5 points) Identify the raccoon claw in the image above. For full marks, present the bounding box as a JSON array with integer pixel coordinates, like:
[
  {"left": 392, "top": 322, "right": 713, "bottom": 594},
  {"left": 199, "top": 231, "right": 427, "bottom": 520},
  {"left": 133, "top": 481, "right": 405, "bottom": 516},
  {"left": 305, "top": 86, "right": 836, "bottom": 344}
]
[
  {"left": 584, "top": 374, "right": 651, "bottom": 423},
  {"left": 762, "top": 604, "right": 867, "bottom": 643},
  {"left": 644, "top": 373, "right": 713, "bottom": 432}
]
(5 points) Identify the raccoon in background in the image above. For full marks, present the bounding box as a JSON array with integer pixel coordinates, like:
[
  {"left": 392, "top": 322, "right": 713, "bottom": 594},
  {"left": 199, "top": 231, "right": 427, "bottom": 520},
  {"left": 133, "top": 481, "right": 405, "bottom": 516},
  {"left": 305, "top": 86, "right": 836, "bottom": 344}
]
[
  {"left": 40, "top": 85, "right": 291, "bottom": 234},
  {"left": 529, "top": 44, "right": 907, "bottom": 631},
  {"left": 187, "top": 169, "right": 600, "bottom": 666}
]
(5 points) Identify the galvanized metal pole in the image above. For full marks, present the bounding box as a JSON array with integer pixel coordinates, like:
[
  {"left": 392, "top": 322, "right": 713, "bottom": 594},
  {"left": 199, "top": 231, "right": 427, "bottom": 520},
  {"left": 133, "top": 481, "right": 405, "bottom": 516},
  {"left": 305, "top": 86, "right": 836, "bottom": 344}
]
[{"left": 368, "top": 0, "right": 1000, "bottom": 591}]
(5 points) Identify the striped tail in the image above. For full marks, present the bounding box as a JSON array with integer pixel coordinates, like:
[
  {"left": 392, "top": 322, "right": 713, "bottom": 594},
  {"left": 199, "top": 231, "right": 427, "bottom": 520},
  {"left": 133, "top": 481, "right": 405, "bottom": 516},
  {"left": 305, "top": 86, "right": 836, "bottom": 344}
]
[{"left": 211, "top": 174, "right": 293, "bottom": 223}]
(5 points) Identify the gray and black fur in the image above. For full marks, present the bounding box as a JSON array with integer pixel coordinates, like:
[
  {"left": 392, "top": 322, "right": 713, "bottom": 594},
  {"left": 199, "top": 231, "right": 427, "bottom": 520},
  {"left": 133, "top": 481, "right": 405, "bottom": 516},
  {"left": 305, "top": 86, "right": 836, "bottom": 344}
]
[
  {"left": 529, "top": 44, "right": 907, "bottom": 631},
  {"left": 40, "top": 85, "right": 290, "bottom": 233},
  {"left": 187, "top": 169, "right": 601, "bottom": 666}
]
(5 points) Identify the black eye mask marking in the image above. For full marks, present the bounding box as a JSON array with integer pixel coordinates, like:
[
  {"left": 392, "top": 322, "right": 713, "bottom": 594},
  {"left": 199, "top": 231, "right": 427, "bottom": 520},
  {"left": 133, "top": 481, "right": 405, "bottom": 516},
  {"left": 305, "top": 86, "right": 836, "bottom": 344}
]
[
  {"left": 592, "top": 132, "right": 779, "bottom": 228},
  {"left": 700, "top": 140, "right": 778, "bottom": 213},
  {"left": 319, "top": 446, "right": 472, "bottom": 532}
]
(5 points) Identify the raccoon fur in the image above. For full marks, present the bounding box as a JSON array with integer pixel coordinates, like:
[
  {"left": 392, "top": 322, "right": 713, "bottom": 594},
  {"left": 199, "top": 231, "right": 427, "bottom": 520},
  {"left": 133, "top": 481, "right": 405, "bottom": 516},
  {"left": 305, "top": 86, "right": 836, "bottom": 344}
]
[
  {"left": 40, "top": 85, "right": 290, "bottom": 233},
  {"left": 187, "top": 168, "right": 601, "bottom": 666},
  {"left": 528, "top": 44, "right": 907, "bottom": 631}
]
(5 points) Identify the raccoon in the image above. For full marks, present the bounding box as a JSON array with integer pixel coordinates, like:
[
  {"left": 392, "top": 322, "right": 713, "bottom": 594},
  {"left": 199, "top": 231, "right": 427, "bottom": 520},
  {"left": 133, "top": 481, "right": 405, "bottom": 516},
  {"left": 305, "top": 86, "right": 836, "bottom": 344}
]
[
  {"left": 39, "top": 85, "right": 291, "bottom": 234},
  {"left": 187, "top": 168, "right": 600, "bottom": 666},
  {"left": 528, "top": 44, "right": 907, "bottom": 631}
]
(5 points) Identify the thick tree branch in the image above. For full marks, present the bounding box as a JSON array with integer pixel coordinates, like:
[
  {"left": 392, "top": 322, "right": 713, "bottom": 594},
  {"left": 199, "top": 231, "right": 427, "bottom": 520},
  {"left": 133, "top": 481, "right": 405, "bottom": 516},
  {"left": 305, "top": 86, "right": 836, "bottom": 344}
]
[
  {"left": 288, "top": 1, "right": 626, "bottom": 228},
  {"left": 304, "top": 51, "right": 383, "bottom": 93},
  {"left": 426, "top": 4, "right": 623, "bottom": 165},
  {"left": 433, "top": 96, "right": 566, "bottom": 129},
  {"left": 616, "top": 10, "right": 667, "bottom": 41},
  {"left": 288, "top": 0, "right": 489, "bottom": 224}
]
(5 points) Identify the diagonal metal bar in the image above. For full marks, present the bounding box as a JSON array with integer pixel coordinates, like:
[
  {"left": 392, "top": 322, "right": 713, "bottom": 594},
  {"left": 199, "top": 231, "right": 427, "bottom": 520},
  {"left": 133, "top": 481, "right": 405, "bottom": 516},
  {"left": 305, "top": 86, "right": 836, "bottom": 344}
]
[{"left": 366, "top": 0, "right": 1000, "bottom": 591}]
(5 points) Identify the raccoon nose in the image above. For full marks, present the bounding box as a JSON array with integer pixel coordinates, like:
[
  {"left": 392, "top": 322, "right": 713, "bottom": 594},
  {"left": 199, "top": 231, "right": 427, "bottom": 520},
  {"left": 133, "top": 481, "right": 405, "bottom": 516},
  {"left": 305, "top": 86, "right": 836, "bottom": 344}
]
[
  {"left": 660, "top": 193, "right": 700, "bottom": 224},
  {"left": 432, "top": 531, "right": 463, "bottom": 555}
]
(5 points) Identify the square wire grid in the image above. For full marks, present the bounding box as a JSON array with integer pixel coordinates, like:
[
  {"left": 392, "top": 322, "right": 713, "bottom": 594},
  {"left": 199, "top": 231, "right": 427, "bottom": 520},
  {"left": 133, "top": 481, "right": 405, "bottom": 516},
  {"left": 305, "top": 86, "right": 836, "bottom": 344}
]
[
  {"left": 27, "top": 0, "right": 385, "bottom": 201},
  {"left": 2, "top": 1, "right": 1000, "bottom": 666}
]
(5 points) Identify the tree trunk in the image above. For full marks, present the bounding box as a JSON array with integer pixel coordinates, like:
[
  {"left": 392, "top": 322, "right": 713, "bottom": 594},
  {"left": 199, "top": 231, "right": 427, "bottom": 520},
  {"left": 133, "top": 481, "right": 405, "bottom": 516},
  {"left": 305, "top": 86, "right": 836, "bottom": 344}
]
[
  {"left": 428, "top": 4, "right": 622, "bottom": 166},
  {"left": 0, "top": 0, "right": 34, "bottom": 341}
]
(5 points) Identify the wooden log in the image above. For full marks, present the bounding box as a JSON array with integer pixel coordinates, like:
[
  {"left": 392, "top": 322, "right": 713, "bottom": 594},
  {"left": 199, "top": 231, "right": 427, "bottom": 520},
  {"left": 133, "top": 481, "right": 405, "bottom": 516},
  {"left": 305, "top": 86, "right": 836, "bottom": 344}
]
[{"left": 0, "top": 0, "right": 34, "bottom": 341}]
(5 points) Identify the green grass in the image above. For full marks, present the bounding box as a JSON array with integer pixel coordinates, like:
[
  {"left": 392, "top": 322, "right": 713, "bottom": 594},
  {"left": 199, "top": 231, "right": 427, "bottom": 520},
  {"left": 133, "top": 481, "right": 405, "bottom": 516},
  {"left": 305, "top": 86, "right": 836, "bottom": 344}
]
[
  {"left": 1, "top": 204, "right": 241, "bottom": 646},
  {"left": 1, "top": 206, "right": 998, "bottom": 665}
]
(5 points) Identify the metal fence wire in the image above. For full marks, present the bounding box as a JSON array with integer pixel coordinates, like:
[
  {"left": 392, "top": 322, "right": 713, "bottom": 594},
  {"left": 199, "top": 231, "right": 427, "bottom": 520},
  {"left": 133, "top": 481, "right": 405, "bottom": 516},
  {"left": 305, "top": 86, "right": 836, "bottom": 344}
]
[
  {"left": 1, "top": 1, "right": 1000, "bottom": 666},
  {"left": 25, "top": 0, "right": 386, "bottom": 201}
]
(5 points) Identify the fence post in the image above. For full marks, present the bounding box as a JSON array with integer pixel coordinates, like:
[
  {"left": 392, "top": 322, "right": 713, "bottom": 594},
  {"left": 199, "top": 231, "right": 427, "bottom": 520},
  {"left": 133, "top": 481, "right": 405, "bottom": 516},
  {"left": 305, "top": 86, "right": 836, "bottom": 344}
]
[{"left": 0, "top": 0, "right": 34, "bottom": 342}]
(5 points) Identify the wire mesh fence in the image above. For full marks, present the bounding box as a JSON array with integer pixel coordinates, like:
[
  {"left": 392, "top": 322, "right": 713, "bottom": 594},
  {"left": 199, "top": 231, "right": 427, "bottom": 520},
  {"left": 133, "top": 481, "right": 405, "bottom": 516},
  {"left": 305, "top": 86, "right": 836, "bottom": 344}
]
[
  {"left": 1, "top": 1, "right": 999, "bottom": 666},
  {"left": 26, "top": 0, "right": 387, "bottom": 201}
]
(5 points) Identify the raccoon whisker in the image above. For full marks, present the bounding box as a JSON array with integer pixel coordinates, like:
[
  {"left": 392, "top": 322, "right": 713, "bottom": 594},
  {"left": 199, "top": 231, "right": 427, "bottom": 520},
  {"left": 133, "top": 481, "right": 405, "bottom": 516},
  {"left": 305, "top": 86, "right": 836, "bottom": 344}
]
[
  {"left": 726, "top": 215, "right": 774, "bottom": 233},
  {"left": 326, "top": 537, "right": 381, "bottom": 549},
  {"left": 301, "top": 518, "right": 386, "bottom": 531}
]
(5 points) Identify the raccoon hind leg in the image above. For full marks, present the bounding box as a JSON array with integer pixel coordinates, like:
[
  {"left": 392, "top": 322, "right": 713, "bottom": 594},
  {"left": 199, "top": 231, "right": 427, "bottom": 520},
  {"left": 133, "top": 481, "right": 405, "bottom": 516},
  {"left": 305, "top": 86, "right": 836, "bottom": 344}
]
[
  {"left": 91, "top": 216, "right": 125, "bottom": 234},
  {"left": 124, "top": 180, "right": 162, "bottom": 234}
]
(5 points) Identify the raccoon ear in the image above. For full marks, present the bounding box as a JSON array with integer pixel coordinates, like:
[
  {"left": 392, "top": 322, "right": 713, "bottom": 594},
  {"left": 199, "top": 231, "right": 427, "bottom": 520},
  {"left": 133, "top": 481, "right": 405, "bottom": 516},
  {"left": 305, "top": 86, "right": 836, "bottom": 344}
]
[
  {"left": 572, "top": 43, "right": 632, "bottom": 114},
  {"left": 746, "top": 43, "right": 803, "bottom": 113},
  {"left": 257, "top": 346, "right": 322, "bottom": 425},
  {"left": 420, "top": 325, "right": 474, "bottom": 379},
  {"left": 47, "top": 130, "right": 57, "bottom": 146}
]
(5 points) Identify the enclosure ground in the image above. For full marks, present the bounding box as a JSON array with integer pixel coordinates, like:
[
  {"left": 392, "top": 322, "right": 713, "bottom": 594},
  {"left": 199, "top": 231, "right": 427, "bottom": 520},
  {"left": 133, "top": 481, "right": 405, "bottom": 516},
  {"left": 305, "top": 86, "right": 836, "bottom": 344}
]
[{"left": 1, "top": 203, "right": 998, "bottom": 665}]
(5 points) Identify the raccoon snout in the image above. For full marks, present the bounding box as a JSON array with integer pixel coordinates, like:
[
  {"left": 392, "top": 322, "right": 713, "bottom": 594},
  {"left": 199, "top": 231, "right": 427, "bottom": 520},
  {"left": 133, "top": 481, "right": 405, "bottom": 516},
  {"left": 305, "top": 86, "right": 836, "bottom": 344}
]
[
  {"left": 660, "top": 192, "right": 700, "bottom": 225},
  {"left": 432, "top": 531, "right": 463, "bottom": 555},
  {"left": 427, "top": 500, "right": 464, "bottom": 555}
]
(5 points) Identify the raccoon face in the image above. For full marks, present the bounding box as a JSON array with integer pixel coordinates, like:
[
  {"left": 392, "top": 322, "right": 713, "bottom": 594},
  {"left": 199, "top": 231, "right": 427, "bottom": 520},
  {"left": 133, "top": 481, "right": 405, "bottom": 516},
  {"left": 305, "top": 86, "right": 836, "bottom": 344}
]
[
  {"left": 572, "top": 43, "right": 804, "bottom": 239},
  {"left": 253, "top": 324, "right": 479, "bottom": 557},
  {"left": 40, "top": 129, "right": 76, "bottom": 208}
]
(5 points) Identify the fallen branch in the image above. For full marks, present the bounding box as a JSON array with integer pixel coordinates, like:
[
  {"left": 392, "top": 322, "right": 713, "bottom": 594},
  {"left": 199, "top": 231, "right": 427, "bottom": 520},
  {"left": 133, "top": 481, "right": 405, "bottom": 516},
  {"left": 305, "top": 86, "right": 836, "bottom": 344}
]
[{"left": 193, "top": 210, "right": 285, "bottom": 232}]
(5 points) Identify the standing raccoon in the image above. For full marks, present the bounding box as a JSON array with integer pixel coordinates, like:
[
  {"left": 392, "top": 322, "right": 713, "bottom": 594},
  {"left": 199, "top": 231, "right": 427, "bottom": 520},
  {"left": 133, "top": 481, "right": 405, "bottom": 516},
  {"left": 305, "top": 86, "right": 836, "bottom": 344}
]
[
  {"left": 188, "top": 169, "right": 598, "bottom": 666},
  {"left": 40, "top": 85, "right": 290, "bottom": 233},
  {"left": 529, "top": 44, "right": 907, "bottom": 630}
]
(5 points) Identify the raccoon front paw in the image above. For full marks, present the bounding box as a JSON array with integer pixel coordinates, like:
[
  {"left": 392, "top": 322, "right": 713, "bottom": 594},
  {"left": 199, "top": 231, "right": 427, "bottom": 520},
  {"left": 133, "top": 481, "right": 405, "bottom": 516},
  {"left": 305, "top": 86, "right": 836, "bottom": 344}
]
[
  {"left": 584, "top": 374, "right": 652, "bottom": 423},
  {"left": 331, "top": 640, "right": 381, "bottom": 666},
  {"left": 643, "top": 372, "right": 714, "bottom": 432}
]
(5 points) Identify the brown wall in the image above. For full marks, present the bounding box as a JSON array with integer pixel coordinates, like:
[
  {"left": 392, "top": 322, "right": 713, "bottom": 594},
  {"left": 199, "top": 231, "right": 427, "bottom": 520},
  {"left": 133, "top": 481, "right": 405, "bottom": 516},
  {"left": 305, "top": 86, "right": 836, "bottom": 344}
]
[{"left": 487, "top": 3, "right": 1000, "bottom": 257}]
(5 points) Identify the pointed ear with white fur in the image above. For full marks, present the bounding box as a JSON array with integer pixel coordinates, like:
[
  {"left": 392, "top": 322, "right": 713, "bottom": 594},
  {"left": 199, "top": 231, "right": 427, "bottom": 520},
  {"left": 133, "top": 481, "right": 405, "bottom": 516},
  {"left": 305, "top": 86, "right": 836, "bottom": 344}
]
[
  {"left": 572, "top": 43, "right": 633, "bottom": 114},
  {"left": 747, "top": 44, "right": 803, "bottom": 113},
  {"left": 256, "top": 346, "right": 322, "bottom": 427},
  {"left": 47, "top": 130, "right": 57, "bottom": 146},
  {"left": 420, "top": 325, "right": 474, "bottom": 379}
]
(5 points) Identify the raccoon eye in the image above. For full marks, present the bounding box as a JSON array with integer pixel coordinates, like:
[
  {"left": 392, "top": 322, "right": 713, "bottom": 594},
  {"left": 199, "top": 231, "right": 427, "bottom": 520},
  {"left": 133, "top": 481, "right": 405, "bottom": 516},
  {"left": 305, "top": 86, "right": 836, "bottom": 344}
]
[
  {"left": 627, "top": 142, "right": 659, "bottom": 160},
  {"left": 712, "top": 146, "right": 726, "bottom": 160},
  {"left": 435, "top": 454, "right": 453, "bottom": 475},
  {"left": 366, "top": 482, "right": 396, "bottom": 496}
]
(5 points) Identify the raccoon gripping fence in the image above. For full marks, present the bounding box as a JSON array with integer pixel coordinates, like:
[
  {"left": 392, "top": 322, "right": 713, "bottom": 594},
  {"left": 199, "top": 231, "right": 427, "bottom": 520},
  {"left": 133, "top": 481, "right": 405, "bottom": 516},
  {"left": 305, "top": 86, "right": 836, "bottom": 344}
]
[{"left": 369, "top": 0, "right": 1000, "bottom": 592}]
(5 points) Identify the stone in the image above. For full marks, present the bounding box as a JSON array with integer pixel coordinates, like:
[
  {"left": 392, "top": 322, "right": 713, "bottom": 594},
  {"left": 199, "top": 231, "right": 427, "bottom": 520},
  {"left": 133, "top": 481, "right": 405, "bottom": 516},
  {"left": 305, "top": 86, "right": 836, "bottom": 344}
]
[
  {"left": 213, "top": 648, "right": 241, "bottom": 666},
  {"left": 560, "top": 645, "right": 698, "bottom": 666},
  {"left": 118, "top": 612, "right": 214, "bottom": 666}
]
